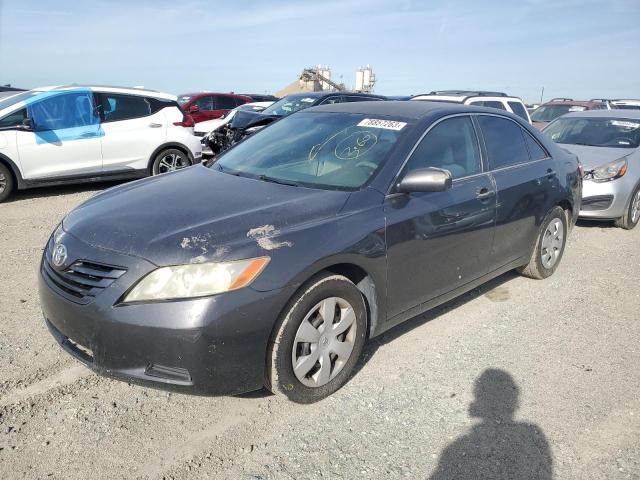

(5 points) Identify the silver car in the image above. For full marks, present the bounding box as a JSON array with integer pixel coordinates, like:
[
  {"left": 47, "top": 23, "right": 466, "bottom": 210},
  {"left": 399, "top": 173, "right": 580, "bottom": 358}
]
[{"left": 543, "top": 110, "right": 640, "bottom": 229}]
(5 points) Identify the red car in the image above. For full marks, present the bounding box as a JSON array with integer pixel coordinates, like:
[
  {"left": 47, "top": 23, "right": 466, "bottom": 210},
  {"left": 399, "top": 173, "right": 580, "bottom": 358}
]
[{"left": 177, "top": 92, "right": 252, "bottom": 123}]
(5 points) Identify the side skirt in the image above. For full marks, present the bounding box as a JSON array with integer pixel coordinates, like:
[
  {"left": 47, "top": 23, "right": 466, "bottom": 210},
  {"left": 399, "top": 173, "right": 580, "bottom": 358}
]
[{"left": 19, "top": 170, "right": 148, "bottom": 190}]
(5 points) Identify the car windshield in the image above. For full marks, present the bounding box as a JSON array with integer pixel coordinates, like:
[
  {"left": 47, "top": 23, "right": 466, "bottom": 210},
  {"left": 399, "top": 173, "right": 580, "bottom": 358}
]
[
  {"left": 544, "top": 117, "right": 640, "bottom": 148},
  {"left": 531, "top": 105, "right": 586, "bottom": 122},
  {"left": 213, "top": 112, "right": 409, "bottom": 190},
  {"left": 0, "top": 91, "right": 40, "bottom": 111},
  {"left": 261, "top": 95, "right": 318, "bottom": 117}
]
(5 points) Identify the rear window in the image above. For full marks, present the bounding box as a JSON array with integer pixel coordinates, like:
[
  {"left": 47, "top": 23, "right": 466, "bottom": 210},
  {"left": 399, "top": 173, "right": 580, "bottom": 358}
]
[
  {"left": 478, "top": 115, "right": 530, "bottom": 169},
  {"left": 471, "top": 100, "right": 506, "bottom": 110},
  {"left": 508, "top": 101, "right": 530, "bottom": 121}
]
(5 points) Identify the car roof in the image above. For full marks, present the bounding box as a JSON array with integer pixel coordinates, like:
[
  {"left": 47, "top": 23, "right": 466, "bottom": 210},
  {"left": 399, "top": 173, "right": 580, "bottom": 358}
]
[
  {"left": 560, "top": 109, "right": 640, "bottom": 120},
  {"left": 283, "top": 91, "right": 385, "bottom": 100},
  {"left": 32, "top": 85, "right": 176, "bottom": 100},
  {"left": 307, "top": 100, "right": 515, "bottom": 120},
  {"left": 411, "top": 93, "right": 523, "bottom": 103}
]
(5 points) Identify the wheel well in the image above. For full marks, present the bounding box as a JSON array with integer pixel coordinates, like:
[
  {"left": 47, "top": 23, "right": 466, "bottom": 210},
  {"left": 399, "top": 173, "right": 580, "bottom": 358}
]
[
  {"left": 557, "top": 199, "right": 573, "bottom": 227},
  {"left": 147, "top": 143, "right": 191, "bottom": 173},
  {"left": 324, "top": 263, "right": 378, "bottom": 338}
]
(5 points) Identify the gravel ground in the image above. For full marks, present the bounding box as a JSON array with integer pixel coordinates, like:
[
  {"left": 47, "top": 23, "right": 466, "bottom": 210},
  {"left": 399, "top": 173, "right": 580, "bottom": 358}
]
[{"left": 0, "top": 183, "right": 638, "bottom": 479}]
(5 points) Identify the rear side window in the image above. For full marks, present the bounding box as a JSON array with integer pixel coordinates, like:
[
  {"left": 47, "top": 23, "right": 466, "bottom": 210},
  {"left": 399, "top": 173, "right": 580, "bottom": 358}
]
[
  {"left": 0, "top": 108, "right": 26, "bottom": 128},
  {"left": 471, "top": 100, "right": 506, "bottom": 110},
  {"left": 478, "top": 115, "right": 530, "bottom": 169},
  {"left": 195, "top": 96, "right": 214, "bottom": 111},
  {"left": 234, "top": 96, "right": 248, "bottom": 107},
  {"left": 147, "top": 97, "right": 177, "bottom": 114},
  {"left": 215, "top": 96, "right": 238, "bottom": 110},
  {"left": 508, "top": 101, "right": 529, "bottom": 121},
  {"left": 99, "top": 93, "right": 151, "bottom": 122},
  {"left": 405, "top": 116, "right": 481, "bottom": 179},
  {"left": 523, "top": 130, "right": 548, "bottom": 160}
]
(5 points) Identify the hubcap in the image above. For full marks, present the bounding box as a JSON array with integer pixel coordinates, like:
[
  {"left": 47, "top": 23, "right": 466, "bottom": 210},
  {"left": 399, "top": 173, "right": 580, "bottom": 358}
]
[
  {"left": 631, "top": 190, "right": 640, "bottom": 224},
  {"left": 291, "top": 297, "right": 357, "bottom": 388},
  {"left": 157, "top": 153, "right": 188, "bottom": 174},
  {"left": 541, "top": 218, "right": 564, "bottom": 269},
  {"left": 0, "top": 172, "right": 6, "bottom": 194}
]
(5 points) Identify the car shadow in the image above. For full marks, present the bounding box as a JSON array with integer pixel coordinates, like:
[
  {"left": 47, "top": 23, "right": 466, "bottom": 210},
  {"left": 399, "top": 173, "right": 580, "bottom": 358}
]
[
  {"left": 7, "top": 180, "right": 127, "bottom": 203},
  {"left": 353, "top": 270, "right": 520, "bottom": 377},
  {"left": 575, "top": 219, "right": 616, "bottom": 229}
]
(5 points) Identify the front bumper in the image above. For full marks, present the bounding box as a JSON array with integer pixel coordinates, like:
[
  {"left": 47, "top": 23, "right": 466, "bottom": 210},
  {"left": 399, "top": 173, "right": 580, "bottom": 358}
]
[
  {"left": 39, "top": 230, "right": 296, "bottom": 395},
  {"left": 579, "top": 178, "right": 629, "bottom": 220}
]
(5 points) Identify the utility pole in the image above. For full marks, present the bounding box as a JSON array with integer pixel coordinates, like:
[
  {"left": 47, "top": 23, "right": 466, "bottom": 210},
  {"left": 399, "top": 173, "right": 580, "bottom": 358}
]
[{"left": 540, "top": 87, "right": 545, "bottom": 104}]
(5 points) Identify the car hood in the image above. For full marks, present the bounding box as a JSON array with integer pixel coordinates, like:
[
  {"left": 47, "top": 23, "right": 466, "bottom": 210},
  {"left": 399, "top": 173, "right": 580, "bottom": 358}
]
[
  {"left": 63, "top": 165, "right": 350, "bottom": 266},
  {"left": 228, "top": 110, "right": 279, "bottom": 130},
  {"left": 556, "top": 144, "right": 634, "bottom": 170}
]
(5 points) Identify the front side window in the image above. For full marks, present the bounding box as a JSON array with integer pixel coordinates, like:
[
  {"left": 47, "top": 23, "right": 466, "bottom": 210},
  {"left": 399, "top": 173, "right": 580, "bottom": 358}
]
[
  {"left": 404, "top": 116, "right": 481, "bottom": 179},
  {"left": 0, "top": 108, "right": 26, "bottom": 128},
  {"left": 29, "top": 91, "right": 99, "bottom": 131},
  {"left": 543, "top": 117, "right": 640, "bottom": 148},
  {"left": 99, "top": 93, "right": 151, "bottom": 122},
  {"left": 478, "top": 115, "right": 530, "bottom": 169},
  {"left": 215, "top": 112, "right": 408, "bottom": 190},
  {"left": 508, "top": 101, "right": 530, "bottom": 121}
]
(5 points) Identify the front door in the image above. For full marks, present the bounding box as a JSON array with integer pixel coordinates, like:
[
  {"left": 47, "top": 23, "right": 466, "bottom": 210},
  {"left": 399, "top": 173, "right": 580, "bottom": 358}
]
[
  {"left": 384, "top": 115, "right": 497, "bottom": 319},
  {"left": 17, "top": 90, "right": 103, "bottom": 180}
]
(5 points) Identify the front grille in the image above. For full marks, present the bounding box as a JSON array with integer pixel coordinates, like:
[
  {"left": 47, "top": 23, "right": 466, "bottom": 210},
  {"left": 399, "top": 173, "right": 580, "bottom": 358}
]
[
  {"left": 42, "top": 245, "right": 127, "bottom": 304},
  {"left": 582, "top": 195, "right": 614, "bottom": 211}
]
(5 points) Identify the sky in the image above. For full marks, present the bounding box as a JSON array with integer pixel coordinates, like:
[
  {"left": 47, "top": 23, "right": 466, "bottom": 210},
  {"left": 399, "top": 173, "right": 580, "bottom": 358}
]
[{"left": 0, "top": 0, "right": 638, "bottom": 103}]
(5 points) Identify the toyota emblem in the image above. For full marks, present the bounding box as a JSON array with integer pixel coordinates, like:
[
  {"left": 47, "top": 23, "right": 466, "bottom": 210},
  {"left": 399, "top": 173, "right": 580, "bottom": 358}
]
[{"left": 52, "top": 243, "right": 68, "bottom": 268}]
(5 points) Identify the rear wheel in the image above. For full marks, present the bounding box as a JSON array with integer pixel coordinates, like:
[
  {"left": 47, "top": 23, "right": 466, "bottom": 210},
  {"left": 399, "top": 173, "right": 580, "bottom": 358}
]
[
  {"left": 151, "top": 148, "right": 191, "bottom": 175},
  {"left": 614, "top": 186, "right": 640, "bottom": 230},
  {"left": 266, "top": 273, "right": 368, "bottom": 403},
  {"left": 0, "top": 163, "right": 14, "bottom": 203},
  {"left": 518, "top": 206, "right": 567, "bottom": 279}
]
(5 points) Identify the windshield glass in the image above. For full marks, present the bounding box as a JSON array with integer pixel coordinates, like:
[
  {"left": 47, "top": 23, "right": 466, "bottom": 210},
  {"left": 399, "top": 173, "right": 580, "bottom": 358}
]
[
  {"left": 543, "top": 117, "right": 640, "bottom": 148},
  {"left": 214, "top": 112, "right": 409, "bottom": 190},
  {"left": 531, "top": 105, "right": 587, "bottom": 122},
  {"left": 261, "top": 95, "right": 318, "bottom": 117},
  {"left": 0, "top": 91, "right": 40, "bottom": 111}
]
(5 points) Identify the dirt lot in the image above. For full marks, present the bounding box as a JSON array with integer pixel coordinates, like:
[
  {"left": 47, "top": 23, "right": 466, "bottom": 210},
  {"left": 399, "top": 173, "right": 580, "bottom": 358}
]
[{"left": 1, "top": 183, "right": 639, "bottom": 479}]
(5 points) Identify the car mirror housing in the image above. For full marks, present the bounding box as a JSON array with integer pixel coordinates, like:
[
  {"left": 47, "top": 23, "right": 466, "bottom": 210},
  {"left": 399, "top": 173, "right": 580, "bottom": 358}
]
[
  {"left": 189, "top": 105, "right": 199, "bottom": 113},
  {"left": 397, "top": 167, "right": 453, "bottom": 193}
]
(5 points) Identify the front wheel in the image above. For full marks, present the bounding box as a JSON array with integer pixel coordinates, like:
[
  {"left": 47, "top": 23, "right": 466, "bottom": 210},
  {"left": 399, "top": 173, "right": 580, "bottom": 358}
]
[
  {"left": 151, "top": 148, "right": 191, "bottom": 175},
  {"left": 266, "top": 273, "right": 368, "bottom": 403},
  {"left": 614, "top": 186, "right": 640, "bottom": 230},
  {"left": 518, "top": 206, "right": 567, "bottom": 279}
]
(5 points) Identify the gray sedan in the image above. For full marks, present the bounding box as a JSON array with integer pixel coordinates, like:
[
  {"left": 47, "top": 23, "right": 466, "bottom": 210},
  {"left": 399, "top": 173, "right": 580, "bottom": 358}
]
[{"left": 543, "top": 110, "right": 640, "bottom": 229}]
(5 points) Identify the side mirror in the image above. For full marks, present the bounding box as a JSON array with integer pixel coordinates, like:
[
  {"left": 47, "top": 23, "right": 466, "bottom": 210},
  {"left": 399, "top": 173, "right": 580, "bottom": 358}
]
[
  {"left": 397, "top": 167, "right": 452, "bottom": 193},
  {"left": 17, "top": 118, "right": 34, "bottom": 132},
  {"left": 189, "top": 105, "right": 199, "bottom": 113}
]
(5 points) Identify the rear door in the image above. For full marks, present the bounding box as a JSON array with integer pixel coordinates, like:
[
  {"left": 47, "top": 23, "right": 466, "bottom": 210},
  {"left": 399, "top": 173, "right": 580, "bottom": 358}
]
[
  {"left": 16, "top": 90, "right": 103, "bottom": 180},
  {"left": 97, "top": 92, "right": 167, "bottom": 172},
  {"left": 477, "top": 114, "right": 556, "bottom": 267},
  {"left": 384, "top": 115, "right": 497, "bottom": 319}
]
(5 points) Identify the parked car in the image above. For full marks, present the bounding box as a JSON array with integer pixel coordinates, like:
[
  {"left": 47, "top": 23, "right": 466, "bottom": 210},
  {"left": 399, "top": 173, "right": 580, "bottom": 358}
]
[
  {"left": 530, "top": 99, "right": 610, "bottom": 129},
  {"left": 241, "top": 94, "right": 279, "bottom": 102},
  {"left": 177, "top": 92, "right": 252, "bottom": 123},
  {"left": 543, "top": 110, "right": 640, "bottom": 229},
  {"left": 410, "top": 90, "right": 532, "bottom": 124},
  {"left": 206, "top": 91, "right": 386, "bottom": 155},
  {"left": 611, "top": 99, "right": 640, "bottom": 110},
  {"left": 0, "top": 85, "right": 202, "bottom": 203},
  {"left": 39, "top": 101, "right": 581, "bottom": 403}
]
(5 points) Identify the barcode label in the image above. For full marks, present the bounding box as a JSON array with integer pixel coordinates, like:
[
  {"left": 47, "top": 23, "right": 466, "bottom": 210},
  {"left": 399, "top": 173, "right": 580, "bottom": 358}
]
[{"left": 357, "top": 118, "right": 407, "bottom": 130}]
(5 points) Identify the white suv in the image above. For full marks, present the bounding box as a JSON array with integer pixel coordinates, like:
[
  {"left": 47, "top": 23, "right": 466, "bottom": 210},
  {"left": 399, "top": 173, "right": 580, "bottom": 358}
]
[
  {"left": 411, "top": 90, "right": 532, "bottom": 124},
  {"left": 0, "top": 85, "right": 202, "bottom": 202}
]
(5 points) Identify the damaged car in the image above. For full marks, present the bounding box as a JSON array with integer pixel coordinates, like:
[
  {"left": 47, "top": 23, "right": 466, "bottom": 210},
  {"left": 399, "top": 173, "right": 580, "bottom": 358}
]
[
  {"left": 205, "top": 91, "right": 386, "bottom": 156},
  {"left": 39, "top": 101, "right": 581, "bottom": 403}
]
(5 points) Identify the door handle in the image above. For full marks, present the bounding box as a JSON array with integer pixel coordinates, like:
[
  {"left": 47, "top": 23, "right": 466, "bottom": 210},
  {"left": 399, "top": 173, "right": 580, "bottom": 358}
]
[
  {"left": 149, "top": 123, "right": 163, "bottom": 128},
  {"left": 476, "top": 187, "right": 495, "bottom": 200}
]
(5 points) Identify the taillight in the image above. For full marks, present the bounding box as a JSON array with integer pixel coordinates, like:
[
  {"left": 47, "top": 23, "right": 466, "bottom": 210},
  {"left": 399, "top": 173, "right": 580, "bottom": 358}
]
[{"left": 174, "top": 114, "right": 195, "bottom": 128}]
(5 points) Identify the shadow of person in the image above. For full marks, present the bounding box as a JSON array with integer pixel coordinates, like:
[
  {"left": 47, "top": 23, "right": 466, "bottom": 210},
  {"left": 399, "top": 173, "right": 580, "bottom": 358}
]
[{"left": 429, "top": 369, "right": 553, "bottom": 480}]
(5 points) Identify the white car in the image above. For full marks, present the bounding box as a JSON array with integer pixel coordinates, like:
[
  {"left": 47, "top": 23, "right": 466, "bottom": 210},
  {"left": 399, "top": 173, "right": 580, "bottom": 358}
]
[
  {"left": 612, "top": 99, "right": 640, "bottom": 110},
  {"left": 411, "top": 90, "right": 532, "bottom": 124},
  {"left": 194, "top": 101, "right": 274, "bottom": 137},
  {"left": 0, "top": 85, "right": 202, "bottom": 203}
]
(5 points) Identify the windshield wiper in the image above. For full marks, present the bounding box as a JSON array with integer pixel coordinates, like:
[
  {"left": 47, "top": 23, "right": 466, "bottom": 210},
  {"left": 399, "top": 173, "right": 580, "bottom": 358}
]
[{"left": 258, "top": 174, "right": 301, "bottom": 187}]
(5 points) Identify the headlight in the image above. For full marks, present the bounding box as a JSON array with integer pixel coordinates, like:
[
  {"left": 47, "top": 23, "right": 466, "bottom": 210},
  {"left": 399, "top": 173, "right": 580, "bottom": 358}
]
[
  {"left": 123, "top": 257, "right": 269, "bottom": 303},
  {"left": 590, "top": 157, "right": 628, "bottom": 183}
]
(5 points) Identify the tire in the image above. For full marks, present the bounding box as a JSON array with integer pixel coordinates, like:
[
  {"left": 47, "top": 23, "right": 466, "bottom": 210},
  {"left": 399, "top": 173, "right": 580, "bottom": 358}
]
[
  {"left": 266, "top": 273, "right": 368, "bottom": 403},
  {"left": 151, "top": 148, "right": 192, "bottom": 175},
  {"left": 518, "top": 206, "right": 567, "bottom": 280},
  {"left": 0, "top": 163, "right": 14, "bottom": 203},
  {"left": 614, "top": 186, "right": 640, "bottom": 230}
]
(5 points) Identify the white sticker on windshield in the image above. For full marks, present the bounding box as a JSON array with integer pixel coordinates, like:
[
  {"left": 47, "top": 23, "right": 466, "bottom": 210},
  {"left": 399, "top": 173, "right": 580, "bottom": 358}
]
[
  {"left": 611, "top": 120, "right": 640, "bottom": 129},
  {"left": 357, "top": 118, "right": 407, "bottom": 130},
  {"left": 301, "top": 98, "right": 315, "bottom": 103},
  {"left": 568, "top": 106, "right": 586, "bottom": 112}
]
